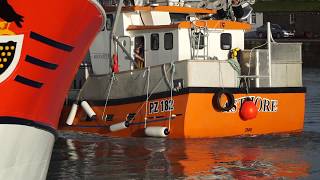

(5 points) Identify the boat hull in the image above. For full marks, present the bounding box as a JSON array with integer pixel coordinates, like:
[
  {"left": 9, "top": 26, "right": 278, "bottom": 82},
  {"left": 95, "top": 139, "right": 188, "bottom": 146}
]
[
  {"left": 0, "top": 0, "right": 105, "bottom": 178},
  {"left": 59, "top": 87, "right": 305, "bottom": 138},
  {"left": 0, "top": 123, "right": 55, "bottom": 179},
  {"left": 0, "top": 0, "right": 105, "bottom": 128}
]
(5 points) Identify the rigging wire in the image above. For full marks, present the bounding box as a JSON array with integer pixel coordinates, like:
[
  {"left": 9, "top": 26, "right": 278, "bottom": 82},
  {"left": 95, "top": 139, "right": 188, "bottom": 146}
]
[
  {"left": 245, "top": 42, "right": 268, "bottom": 94},
  {"left": 127, "top": 64, "right": 175, "bottom": 125},
  {"left": 101, "top": 72, "right": 116, "bottom": 120}
]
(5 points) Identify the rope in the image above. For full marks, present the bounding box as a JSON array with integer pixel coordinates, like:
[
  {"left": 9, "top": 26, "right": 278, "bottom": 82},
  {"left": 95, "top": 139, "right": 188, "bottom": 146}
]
[
  {"left": 245, "top": 42, "right": 268, "bottom": 94},
  {"left": 126, "top": 64, "right": 174, "bottom": 124},
  {"left": 101, "top": 73, "right": 115, "bottom": 120},
  {"left": 163, "top": 63, "right": 174, "bottom": 89},
  {"left": 242, "top": 23, "right": 276, "bottom": 93},
  {"left": 143, "top": 67, "right": 150, "bottom": 128},
  {"left": 226, "top": 0, "right": 234, "bottom": 20},
  {"left": 71, "top": 65, "right": 92, "bottom": 105},
  {"left": 227, "top": 58, "right": 241, "bottom": 75},
  {"left": 218, "top": 60, "right": 224, "bottom": 89},
  {"left": 196, "top": 31, "right": 201, "bottom": 58}
]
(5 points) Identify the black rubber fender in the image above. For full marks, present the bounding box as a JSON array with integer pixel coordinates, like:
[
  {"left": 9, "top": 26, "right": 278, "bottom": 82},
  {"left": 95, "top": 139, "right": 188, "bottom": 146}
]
[{"left": 212, "top": 90, "right": 235, "bottom": 112}]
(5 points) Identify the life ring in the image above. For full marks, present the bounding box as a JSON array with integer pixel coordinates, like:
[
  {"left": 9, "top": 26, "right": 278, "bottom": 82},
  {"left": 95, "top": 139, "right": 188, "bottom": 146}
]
[{"left": 212, "top": 90, "right": 235, "bottom": 112}]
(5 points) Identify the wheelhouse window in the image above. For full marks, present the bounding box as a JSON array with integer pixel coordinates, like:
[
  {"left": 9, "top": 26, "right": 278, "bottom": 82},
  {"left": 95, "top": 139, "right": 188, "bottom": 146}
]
[
  {"left": 251, "top": 13, "right": 256, "bottom": 24},
  {"left": 220, "top": 33, "right": 232, "bottom": 50},
  {"left": 151, "top": 33, "right": 159, "bottom": 50},
  {"left": 134, "top": 36, "right": 145, "bottom": 69},
  {"left": 106, "top": 14, "right": 113, "bottom": 30},
  {"left": 170, "top": 13, "right": 188, "bottom": 23},
  {"left": 164, "top": 33, "right": 173, "bottom": 50}
]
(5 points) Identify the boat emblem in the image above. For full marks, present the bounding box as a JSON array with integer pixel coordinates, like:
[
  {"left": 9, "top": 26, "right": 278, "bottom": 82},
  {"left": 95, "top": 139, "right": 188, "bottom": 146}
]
[
  {"left": 0, "top": 1, "right": 24, "bottom": 83},
  {"left": 0, "top": 0, "right": 24, "bottom": 29},
  {"left": 0, "top": 34, "right": 24, "bottom": 83},
  {"left": 0, "top": 21, "right": 15, "bottom": 35}
]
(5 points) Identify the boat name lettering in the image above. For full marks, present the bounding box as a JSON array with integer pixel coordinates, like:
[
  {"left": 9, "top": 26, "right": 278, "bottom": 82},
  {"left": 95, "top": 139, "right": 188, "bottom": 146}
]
[
  {"left": 149, "top": 99, "right": 174, "bottom": 114},
  {"left": 228, "top": 96, "right": 278, "bottom": 113},
  {"left": 92, "top": 53, "right": 109, "bottom": 60}
]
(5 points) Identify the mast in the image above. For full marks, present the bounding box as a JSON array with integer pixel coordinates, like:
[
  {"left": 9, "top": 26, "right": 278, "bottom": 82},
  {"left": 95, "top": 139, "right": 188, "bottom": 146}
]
[
  {"left": 109, "top": 0, "right": 136, "bottom": 69},
  {"left": 110, "top": 0, "right": 125, "bottom": 63}
]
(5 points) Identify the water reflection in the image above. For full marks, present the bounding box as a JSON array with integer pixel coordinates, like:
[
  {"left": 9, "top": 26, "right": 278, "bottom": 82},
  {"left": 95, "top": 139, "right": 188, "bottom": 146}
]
[
  {"left": 168, "top": 137, "right": 310, "bottom": 179},
  {"left": 48, "top": 133, "right": 315, "bottom": 179},
  {"left": 304, "top": 68, "right": 320, "bottom": 132}
]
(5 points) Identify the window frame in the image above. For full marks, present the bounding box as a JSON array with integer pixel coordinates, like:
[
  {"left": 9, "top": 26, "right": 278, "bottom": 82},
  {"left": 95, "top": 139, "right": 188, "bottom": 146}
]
[
  {"left": 251, "top": 13, "right": 256, "bottom": 24},
  {"left": 220, "top": 33, "right": 232, "bottom": 50},
  {"left": 106, "top": 14, "right": 113, "bottom": 30},
  {"left": 164, "top": 33, "right": 173, "bottom": 50},
  {"left": 151, "top": 33, "right": 159, "bottom": 51}
]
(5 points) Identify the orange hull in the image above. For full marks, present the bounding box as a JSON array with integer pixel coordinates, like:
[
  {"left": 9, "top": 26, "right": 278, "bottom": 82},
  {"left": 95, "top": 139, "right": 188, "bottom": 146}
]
[
  {"left": 0, "top": 0, "right": 104, "bottom": 130},
  {"left": 59, "top": 88, "right": 305, "bottom": 138}
]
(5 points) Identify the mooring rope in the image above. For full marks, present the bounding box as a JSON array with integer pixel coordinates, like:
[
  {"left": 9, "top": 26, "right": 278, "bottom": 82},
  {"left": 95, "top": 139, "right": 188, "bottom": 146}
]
[
  {"left": 218, "top": 60, "right": 225, "bottom": 89},
  {"left": 245, "top": 42, "right": 268, "bottom": 94},
  {"left": 163, "top": 63, "right": 174, "bottom": 89},
  {"left": 101, "top": 72, "right": 115, "bottom": 120},
  {"left": 227, "top": 58, "right": 241, "bottom": 75},
  {"left": 127, "top": 64, "right": 174, "bottom": 125}
]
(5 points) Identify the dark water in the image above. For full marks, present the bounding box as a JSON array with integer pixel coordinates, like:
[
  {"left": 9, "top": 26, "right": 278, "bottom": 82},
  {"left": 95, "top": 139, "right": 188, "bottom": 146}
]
[{"left": 48, "top": 68, "right": 320, "bottom": 180}]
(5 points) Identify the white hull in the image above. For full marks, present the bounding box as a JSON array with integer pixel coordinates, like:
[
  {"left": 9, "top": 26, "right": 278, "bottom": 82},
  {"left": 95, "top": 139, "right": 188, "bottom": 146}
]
[{"left": 0, "top": 124, "right": 55, "bottom": 180}]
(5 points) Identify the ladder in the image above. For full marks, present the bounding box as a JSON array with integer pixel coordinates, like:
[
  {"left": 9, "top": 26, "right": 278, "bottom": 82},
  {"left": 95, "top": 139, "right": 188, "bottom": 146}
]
[{"left": 190, "top": 20, "right": 209, "bottom": 60}]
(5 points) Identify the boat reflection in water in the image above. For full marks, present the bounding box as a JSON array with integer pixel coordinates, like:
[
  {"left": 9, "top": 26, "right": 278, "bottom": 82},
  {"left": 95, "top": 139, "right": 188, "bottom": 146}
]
[
  {"left": 168, "top": 138, "right": 309, "bottom": 179},
  {"left": 48, "top": 133, "right": 310, "bottom": 179}
]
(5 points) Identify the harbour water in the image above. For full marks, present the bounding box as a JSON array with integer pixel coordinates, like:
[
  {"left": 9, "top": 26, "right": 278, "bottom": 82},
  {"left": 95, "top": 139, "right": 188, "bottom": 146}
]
[{"left": 47, "top": 68, "right": 320, "bottom": 180}]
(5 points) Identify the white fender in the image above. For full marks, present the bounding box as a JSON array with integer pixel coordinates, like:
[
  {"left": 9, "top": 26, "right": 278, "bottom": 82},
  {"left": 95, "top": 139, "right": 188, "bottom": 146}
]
[
  {"left": 80, "top": 100, "right": 96, "bottom": 120},
  {"left": 66, "top": 103, "right": 78, "bottom": 125},
  {"left": 145, "top": 127, "right": 169, "bottom": 138},
  {"left": 109, "top": 121, "right": 129, "bottom": 132}
]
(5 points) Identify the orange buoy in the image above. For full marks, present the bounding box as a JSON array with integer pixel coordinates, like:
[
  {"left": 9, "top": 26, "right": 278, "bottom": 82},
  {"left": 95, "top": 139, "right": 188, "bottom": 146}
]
[
  {"left": 240, "top": 99, "right": 258, "bottom": 120},
  {"left": 112, "top": 54, "right": 119, "bottom": 73}
]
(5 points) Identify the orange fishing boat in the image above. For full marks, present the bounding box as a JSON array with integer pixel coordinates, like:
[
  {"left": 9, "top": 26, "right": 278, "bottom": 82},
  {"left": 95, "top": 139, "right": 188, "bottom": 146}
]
[
  {"left": 59, "top": 0, "right": 305, "bottom": 138},
  {"left": 0, "top": 0, "right": 105, "bottom": 179}
]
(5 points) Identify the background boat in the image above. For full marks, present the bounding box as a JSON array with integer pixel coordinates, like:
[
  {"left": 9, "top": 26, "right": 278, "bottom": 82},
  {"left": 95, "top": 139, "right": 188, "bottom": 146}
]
[{"left": 59, "top": 0, "right": 305, "bottom": 138}]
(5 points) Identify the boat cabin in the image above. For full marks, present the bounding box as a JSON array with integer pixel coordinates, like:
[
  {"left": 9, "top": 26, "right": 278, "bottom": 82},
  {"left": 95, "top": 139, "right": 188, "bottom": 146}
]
[
  {"left": 83, "top": 0, "right": 302, "bottom": 91},
  {"left": 90, "top": 1, "right": 251, "bottom": 74}
]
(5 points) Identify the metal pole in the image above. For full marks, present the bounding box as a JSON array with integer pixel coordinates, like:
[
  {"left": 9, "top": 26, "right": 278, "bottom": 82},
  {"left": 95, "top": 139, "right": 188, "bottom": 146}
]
[
  {"left": 84, "top": 63, "right": 89, "bottom": 79},
  {"left": 113, "top": 37, "right": 138, "bottom": 67},
  {"left": 110, "top": 0, "right": 125, "bottom": 60},
  {"left": 267, "top": 22, "right": 272, "bottom": 87}
]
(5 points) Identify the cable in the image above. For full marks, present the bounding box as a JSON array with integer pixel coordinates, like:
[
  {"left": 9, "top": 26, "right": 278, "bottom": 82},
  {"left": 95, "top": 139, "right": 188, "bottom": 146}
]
[
  {"left": 127, "top": 64, "right": 174, "bottom": 124},
  {"left": 245, "top": 42, "right": 268, "bottom": 93},
  {"left": 101, "top": 72, "right": 115, "bottom": 120}
]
